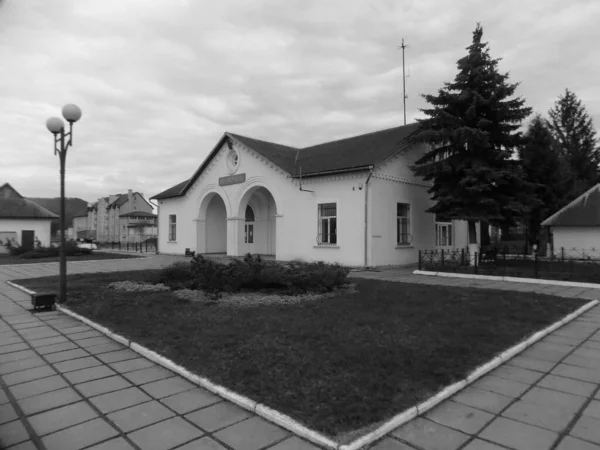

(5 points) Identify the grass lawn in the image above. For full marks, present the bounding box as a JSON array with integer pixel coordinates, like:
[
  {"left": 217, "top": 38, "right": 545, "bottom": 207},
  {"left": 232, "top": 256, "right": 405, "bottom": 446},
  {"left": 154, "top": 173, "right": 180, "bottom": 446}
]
[
  {"left": 0, "top": 252, "right": 141, "bottom": 265},
  {"left": 427, "top": 258, "right": 600, "bottom": 284},
  {"left": 17, "top": 271, "right": 587, "bottom": 441}
]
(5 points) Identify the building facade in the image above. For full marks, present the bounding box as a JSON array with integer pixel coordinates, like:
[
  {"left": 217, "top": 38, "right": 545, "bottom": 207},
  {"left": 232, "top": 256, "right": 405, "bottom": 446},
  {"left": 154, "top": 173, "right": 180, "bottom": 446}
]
[{"left": 152, "top": 124, "right": 476, "bottom": 267}]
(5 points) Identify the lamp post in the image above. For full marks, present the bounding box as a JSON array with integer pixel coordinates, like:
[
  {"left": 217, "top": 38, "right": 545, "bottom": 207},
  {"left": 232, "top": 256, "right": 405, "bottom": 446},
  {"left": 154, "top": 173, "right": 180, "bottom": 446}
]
[{"left": 46, "top": 104, "right": 82, "bottom": 303}]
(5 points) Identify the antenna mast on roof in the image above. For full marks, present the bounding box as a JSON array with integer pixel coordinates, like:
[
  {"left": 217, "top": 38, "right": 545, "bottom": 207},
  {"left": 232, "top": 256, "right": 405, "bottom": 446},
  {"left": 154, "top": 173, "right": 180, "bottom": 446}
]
[{"left": 398, "top": 38, "right": 408, "bottom": 125}]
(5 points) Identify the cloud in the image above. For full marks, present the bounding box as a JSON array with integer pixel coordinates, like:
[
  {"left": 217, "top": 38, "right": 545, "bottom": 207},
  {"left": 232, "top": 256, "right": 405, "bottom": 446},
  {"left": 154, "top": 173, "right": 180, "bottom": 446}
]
[{"left": 0, "top": 0, "right": 598, "bottom": 203}]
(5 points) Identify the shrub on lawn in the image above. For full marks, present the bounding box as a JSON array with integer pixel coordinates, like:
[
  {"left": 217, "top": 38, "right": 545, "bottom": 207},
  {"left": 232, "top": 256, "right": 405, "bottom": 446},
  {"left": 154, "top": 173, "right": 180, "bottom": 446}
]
[
  {"left": 19, "top": 240, "right": 92, "bottom": 259},
  {"left": 3, "top": 239, "right": 28, "bottom": 256},
  {"left": 148, "top": 261, "right": 195, "bottom": 290}
]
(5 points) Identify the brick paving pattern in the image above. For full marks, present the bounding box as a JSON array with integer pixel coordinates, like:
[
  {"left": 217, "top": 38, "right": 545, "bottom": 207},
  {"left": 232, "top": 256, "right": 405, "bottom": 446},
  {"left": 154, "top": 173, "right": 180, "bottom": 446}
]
[{"left": 0, "top": 258, "right": 598, "bottom": 449}]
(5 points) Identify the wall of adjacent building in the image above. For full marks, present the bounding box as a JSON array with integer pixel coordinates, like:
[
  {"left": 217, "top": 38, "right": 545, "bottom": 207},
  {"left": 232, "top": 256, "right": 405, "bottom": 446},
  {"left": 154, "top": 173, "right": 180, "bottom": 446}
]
[{"left": 0, "top": 219, "right": 52, "bottom": 247}]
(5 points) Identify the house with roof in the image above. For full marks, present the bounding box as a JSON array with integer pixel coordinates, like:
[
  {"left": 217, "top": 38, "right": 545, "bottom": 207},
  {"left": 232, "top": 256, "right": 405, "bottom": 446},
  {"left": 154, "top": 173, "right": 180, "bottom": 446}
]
[
  {"left": 78, "top": 190, "right": 155, "bottom": 242},
  {"left": 542, "top": 184, "right": 600, "bottom": 255},
  {"left": 151, "top": 123, "right": 478, "bottom": 267},
  {"left": 0, "top": 183, "right": 58, "bottom": 252}
]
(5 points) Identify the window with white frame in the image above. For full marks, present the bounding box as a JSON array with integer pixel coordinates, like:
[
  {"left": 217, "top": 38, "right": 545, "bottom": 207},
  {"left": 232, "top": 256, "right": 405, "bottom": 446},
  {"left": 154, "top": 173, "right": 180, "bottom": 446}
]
[
  {"left": 244, "top": 205, "right": 254, "bottom": 244},
  {"left": 317, "top": 203, "right": 337, "bottom": 245},
  {"left": 435, "top": 213, "right": 452, "bottom": 247},
  {"left": 397, "top": 203, "right": 411, "bottom": 245},
  {"left": 168, "top": 214, "right": 177, "bottom": 241}
]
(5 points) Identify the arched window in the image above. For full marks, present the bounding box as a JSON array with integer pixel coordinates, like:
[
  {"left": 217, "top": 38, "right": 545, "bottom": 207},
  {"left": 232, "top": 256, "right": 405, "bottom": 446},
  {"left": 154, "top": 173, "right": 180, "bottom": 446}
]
[{"left": 245, "top": 205, "right": 255, "bottom": 222}]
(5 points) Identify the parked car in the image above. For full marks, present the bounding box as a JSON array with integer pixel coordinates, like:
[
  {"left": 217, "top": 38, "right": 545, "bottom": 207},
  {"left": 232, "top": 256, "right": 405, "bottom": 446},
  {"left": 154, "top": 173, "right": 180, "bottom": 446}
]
[{"left": 76, "top": 238, "right": 98, "bottom": 250}]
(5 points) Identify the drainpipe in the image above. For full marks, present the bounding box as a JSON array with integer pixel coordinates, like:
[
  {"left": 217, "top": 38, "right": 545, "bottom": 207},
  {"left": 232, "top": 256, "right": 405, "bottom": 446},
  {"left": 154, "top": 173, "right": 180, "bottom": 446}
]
[{"left": 364, "top": 167, "right": 374, "bottom": 267}]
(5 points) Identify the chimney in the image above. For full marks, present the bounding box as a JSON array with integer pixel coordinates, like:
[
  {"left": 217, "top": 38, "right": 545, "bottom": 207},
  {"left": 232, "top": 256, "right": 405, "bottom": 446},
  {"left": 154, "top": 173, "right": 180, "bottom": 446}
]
[{"left": 128, "top": 189, "right": 133, "bottom": 213}]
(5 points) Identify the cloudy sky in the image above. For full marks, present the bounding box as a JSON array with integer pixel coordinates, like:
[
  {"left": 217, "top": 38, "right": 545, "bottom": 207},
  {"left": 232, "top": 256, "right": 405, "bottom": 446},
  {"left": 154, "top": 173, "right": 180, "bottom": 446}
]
[{"left": 0, "top": 0, "right": 598, "bottom": 204}]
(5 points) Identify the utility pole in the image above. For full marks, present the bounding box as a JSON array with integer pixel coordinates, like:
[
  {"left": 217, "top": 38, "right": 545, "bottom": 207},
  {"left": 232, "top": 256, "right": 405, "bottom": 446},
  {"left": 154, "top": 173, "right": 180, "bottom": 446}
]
[{"left": 398, "top": 38, "right": 407, "bottom": 125}]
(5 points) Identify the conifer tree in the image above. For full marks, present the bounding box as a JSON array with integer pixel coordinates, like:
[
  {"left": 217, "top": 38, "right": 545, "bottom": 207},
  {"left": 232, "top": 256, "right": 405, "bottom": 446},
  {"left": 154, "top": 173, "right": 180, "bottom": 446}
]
[
  {"left": 412, "top": 24, "right": 533, "bottom": 244},
  {"left": 548, "top": 89, "right": 600, "bottom": 201}
]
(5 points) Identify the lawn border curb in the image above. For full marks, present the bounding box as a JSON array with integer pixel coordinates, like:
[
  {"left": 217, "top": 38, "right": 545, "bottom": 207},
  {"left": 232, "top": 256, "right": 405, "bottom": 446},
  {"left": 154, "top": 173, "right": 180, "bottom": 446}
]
[
  {"left": 0, "top": 255, "right": 150, "bottom": 268},
  {"left": 6, "top": 279, "right": 598, "bottom": 450},
  {"left": 337, "top": 298, "right": 599, "bottom": 450},
  {"left": 413, "top": 269, "right": 600, "bottom": 289}
]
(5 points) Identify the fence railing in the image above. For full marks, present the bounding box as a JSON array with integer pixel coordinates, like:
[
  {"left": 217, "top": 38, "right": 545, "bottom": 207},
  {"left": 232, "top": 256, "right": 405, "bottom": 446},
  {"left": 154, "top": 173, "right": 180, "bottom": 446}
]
[
  {"left": 96, "top": 235, "right": 158, "bottom": 254},
  {"left": 418, "top": 247, "right": 600, "bottom": 284}
]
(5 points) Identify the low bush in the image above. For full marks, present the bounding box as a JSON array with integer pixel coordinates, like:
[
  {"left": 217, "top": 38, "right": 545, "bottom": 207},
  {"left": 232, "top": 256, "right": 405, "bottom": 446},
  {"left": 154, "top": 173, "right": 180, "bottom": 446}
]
[
  {"left": 3, "top": 239, "right": 28, "bottom": 256},
  {"left": 19, "top": 240, "right": 92, "bottom": 259},
  {"left": 147, "top": 261, "right": 195, "bottom": 290}
]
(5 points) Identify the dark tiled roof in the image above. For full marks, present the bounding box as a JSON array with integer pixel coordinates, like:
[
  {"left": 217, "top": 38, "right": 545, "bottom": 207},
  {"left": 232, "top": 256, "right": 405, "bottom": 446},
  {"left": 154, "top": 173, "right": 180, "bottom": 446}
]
[
  {"left": 0, "top": 183, "right": 59, "bottom": 219},
  {"left": 542, "top": 184, "right": 600, "bottom": 226},
  {"left": 119, "top": 211, "right": 157, "bottom": 218},
  {"left": 73, "top": 209, "right": 88, "bottom": 218},
  {"left": 151, "top": 123, "right": 421, "bottom": 200}
]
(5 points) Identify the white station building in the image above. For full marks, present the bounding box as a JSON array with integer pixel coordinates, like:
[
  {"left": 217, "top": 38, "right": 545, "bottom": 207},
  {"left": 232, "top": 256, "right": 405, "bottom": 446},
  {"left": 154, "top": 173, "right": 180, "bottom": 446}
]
[{"left": 151, "top": 123, "right": 478, "bottom": 267}]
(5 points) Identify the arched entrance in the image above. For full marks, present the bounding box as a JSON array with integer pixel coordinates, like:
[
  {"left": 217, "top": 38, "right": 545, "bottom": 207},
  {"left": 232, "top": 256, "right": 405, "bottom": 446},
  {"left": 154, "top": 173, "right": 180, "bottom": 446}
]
[
  {"left": 196, "top": 193, "right": 227, "bottom": 254},
  {"left": 237, "top": 186, "right": 277, "bottom": 257}
]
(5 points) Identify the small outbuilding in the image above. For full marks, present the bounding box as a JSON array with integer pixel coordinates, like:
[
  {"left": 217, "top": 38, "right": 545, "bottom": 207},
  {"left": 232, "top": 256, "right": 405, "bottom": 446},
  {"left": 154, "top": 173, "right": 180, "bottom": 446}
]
[
  {"left": 541, "top": 184, "right": 600, "bottom": 257},
  {"left": 0, "top": 183, "right": 58, "bottom": 252}
]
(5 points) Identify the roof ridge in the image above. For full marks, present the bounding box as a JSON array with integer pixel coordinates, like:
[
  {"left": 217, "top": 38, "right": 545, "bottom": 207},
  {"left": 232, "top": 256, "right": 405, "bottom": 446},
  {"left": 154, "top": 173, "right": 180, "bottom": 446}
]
[
  {"left": 300, "top": 122, "right": 420, "bottom": 150},
  {"left": 227, "top": 132, "right": 298, "bottom": 151}
]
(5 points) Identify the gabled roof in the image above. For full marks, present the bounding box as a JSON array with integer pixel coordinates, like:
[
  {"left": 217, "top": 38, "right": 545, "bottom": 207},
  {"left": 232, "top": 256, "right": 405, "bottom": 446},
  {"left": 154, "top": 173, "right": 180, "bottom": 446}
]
[
  {"left": 0, "top": 183, "right": 59, "bottom": 219},
  {"left": 73, "top": 209, "right": 88, "bottom": 218},
  {"left": 151, "top": 123, "right": 421, "bottom": 200},
  {"left": 542, "top": 184, "right": 600, "bottom": 227},
  {"left": 119, "top": 211, "right": 157, "bottom": 218}
]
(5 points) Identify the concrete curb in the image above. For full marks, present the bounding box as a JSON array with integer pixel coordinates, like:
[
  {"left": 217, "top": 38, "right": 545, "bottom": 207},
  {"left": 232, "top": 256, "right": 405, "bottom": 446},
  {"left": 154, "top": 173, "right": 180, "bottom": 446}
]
[
  {"left": 7, "top": 279, "right": 598, "bottom": 450},
  {"left": 0, "top": 256, "right": 150, "bottom": 268},
  {"left": 413, "top": 269, "right": 600, "bottom": 289}
]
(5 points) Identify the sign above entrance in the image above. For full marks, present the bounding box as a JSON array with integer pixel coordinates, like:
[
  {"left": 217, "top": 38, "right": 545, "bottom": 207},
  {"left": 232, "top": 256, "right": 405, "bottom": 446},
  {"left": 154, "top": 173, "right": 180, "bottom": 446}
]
[{"left": 219, "top": 173, "right": 246, "bottom": 186}]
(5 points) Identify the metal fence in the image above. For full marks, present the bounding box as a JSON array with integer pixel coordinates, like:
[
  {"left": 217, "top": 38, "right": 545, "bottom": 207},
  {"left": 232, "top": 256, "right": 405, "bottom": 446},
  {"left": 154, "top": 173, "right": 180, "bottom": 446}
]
[
  {"left": 96, "top": 235, "right": 158, "bottom": 254},
  {"left": 418, "top": 247, "right": 600, "bottom": 283}
]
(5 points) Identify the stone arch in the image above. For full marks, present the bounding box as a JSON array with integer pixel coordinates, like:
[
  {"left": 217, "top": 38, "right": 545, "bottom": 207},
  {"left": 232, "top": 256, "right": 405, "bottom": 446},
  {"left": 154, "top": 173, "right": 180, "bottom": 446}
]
[
  {"left": 196, "top": 185, "right": 231, "bottom": 220},
  {"left": 195, "top": 185, "right": 229, "bottom": 254},
  {"left": 234, "top": 177, "right": 281, "bottom": 218}
]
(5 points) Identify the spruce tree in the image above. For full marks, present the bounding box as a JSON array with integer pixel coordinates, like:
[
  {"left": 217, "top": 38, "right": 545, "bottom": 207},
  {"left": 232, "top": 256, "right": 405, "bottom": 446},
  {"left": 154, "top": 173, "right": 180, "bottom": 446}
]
[
  {"left": 519, "top": 115, "right": 568, "bottom": 242},
  {"left": 548, "top": 89, "right": 600, "bottom": 201},
  {"left": 412, "top": 23, "right": 533, "bottom": 243}
]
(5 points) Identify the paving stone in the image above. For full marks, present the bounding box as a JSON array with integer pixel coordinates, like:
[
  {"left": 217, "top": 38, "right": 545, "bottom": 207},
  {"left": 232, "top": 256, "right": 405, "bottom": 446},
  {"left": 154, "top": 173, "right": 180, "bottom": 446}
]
[
  {"left": 520, "top": 386, "right": 587, "bottom": 413},
  {"left": 5, "top": 440, "right": 37, "bottom": 450},
  {"left": 0, "top": 356, "right": 45, "bottom": 375},
  {"left": 214, "top": 416, "right": 289, "bottom": 450},
  {"left": 471, "top": 375, "right": 531, "bottom": 398},
  {"left": 570, "top": 415, "right": 600, "bottom": 445},
  {"left": 161, "top": 388, "right": 221, "bottom": 414},
  {"left": 185, "top": 401, "right": 250, "bottom": 432},
  {"left": 61, "top": 326, "right": 94, "bottom": 335},
  {"left": 110, "top": 357, "right": 156, "bottom": 373},
  {"left": 0, "top": 403, "right": 18, "bottom": 425},
  {"left": 0, "top": 342, "right": 29, "bottom": 355},
  {"left": 2, "top": 364, "right": 56, "bottom": 386},
  {"left": 537, "top": 374, "right": 597, "bottom": 397},
  {"left": 490, "top": 364, "right": 545, "bottom": 385},
  {"left": 13, "top": 322, "right": 45, "bottom": 330},
  {"left": 0, "top": 336, "right": 24, "bottom": 346},
  {"left": 18, "top": 387, "right": 82, "bottom": 416},
  {"left": 76, "top": 375, "right": 132, "bottom": 397},
  {"left": 28, "top": 336, "right": 68, "bottom": 348},
  {"left": 128, "top": 416, "right": 204, "bottom": 450},
  {"left": 583, "top": 401, "right": 600, "bottom": 421},
  {"left": 267, "top": 436, "right": 328, "bottom": 450},
  {"left": 9, "top": 375, "right": 69, "bottom": 400},
  {"left": 0, "top": 349, "right": 36, "bottom": 364},
  {"left": 556, "top": 436, "right": 600, "bottom": 450},
  {"left": 502, "top": 399, "right": 575, "bottom": 432},
  {"left": 563, "top": 354, "right": 600, "bottom": 370},
  {"left": 461, "top": 439, "right": 507, "bottom": 450},
  {"left": 391, "top": 417, "right": 469, "bottom": 450},
  {"left": 20, "top": 329, "right": 60, "bottom": 340},
  {"left": 552, "top": 363, "right": 600, "bottom": 384},
  {"left": 0, "top": 389, "right": 8, "bottom": 405},
  {"left": 176, "top": 436, "right": 229, "bottom": 450},
  {"left": 53, "top": 356, "right": 103, "bottom": 373},
  {"left": 96, "top": 349, "right": 139, "bottom": 364},
  {"left": 67, "top": 330, "right": 103, "bottom": 340},
  {"left": 140, "top": 376, "right": 195, "bottom": 399},
  {"left": 63, "top": 365, "right": 116, "bottom": 384},
  {"left": 520, "top": 346, "right": 571, "bottom": 363},
  {"left": 573, "top": 347, "right": 600, "bottom": 361},
  {"left": 90, "top": 386, "right": 152, "bottom": 414},
  {"left": 0, "top": 419, "right": 29, "bottom": 447},
  {"left": 86, "top": 437, "right": 136, "bottom": 450},
  {"left": 77, "top": 336, "right": 114, "bottom": 348},
  {"left": 42, "top": 418, "right": 119, "bottom": 450},
  {"left": 425, "top": 400, "right": 495, "bottom": 434},
  {"left": 543, "top": 335, "right": 581, "bottom": 347},
  {"left": 28, "top": 401, "right": 98, "bottom": 436},
  {"left": 36, "top": 342, "right": 78, "bottom": 355},
  {"left": 582, "top": 340, "right": 600, "bottom": 351},
  {"left": 45, "top": 348, "right": 90, "bottom": 363},
  {"left": 107, "top": 400, "right": 175, "bottom": 432},
  {"left": 123, "top": 366, "right": 174, "bottom": 385},
  {"left": 83, "top": 342, "right": 126, "bottom": 355},
  {"left": 480, "top": 416, "right": 558, "bottom": 450}
]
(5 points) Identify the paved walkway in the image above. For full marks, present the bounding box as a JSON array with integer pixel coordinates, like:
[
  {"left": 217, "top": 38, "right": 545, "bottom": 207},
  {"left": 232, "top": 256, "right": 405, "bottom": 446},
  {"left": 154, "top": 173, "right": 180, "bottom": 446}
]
[{"left": 0, "top": 259, "right": 598, "bottom": 449}]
